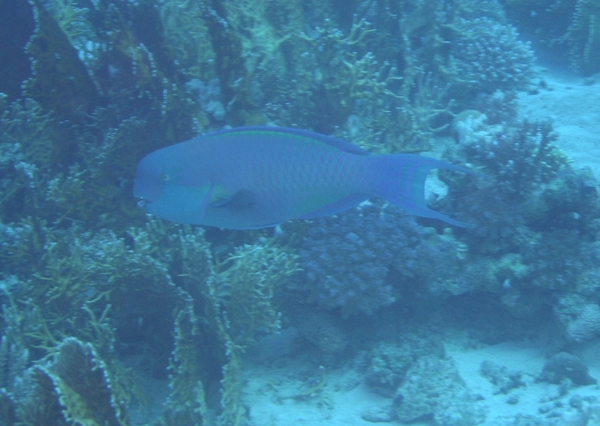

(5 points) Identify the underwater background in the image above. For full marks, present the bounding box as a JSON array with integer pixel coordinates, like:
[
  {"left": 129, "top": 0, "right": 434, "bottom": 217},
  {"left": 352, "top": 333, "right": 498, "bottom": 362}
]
[{"left": 1, "top": 0, "right": 600, "bottom": 424}]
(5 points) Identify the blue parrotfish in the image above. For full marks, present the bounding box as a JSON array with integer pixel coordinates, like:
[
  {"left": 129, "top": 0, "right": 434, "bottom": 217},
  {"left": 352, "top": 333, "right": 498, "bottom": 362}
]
[{"left": 134, "top": 126, "right": 472, "bottom": 229}]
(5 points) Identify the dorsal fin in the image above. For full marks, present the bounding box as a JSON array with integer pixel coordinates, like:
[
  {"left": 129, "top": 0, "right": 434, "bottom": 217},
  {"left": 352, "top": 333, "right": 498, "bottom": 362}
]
[{"left": 205, "top": 126, "right": 370, "bottom": 155}]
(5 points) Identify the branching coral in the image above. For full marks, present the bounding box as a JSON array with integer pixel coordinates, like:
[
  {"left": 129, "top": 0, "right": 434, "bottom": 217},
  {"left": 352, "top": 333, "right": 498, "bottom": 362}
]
[
  {"left": 450, "top": 16, "right": 535, "bottom": 96},
  {"left": 443, "top": 118, "right": 590, "bottom": 257},
  {"left": 452, "top": 119, "right": 568, "bottom": 202},
  {"left": 0, "top": 96, "right": 55, "bottom": 165},
  {"left": 212, "top": 242, "right": 299, "bottom": 346},
  {"left": 224, "top": 0, "right": 297, "bottom": 74},
  {"left": 161, "top": 303, "right": 207, "bottom": 425},
  {"left": 0, "top": 209, "right": 300, "bottom": 425},
  {"left": 159, "top": 0, "right": 215, "bottom": 78},
  {"left": 127, "top": 220, "right": 299, "bottom": 425}
]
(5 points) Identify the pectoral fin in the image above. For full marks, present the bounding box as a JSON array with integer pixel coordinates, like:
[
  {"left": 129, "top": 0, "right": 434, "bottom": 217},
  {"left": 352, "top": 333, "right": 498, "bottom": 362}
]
[
  {"left": 198, "top": 184, "right": 214, "bottom": 220},
  {"left": 210, "top": 188, "right": 256, "bottom": 210}
]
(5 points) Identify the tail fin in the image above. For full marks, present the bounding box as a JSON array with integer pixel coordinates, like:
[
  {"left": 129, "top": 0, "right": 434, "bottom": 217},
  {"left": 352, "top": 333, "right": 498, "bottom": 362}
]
[{"left": 370, "top": 154, "right": 473, "bottom": 227}]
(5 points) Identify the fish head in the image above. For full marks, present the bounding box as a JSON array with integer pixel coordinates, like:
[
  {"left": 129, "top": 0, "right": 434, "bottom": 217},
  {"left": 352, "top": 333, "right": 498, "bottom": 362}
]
[{"left": 134, "top": 147, "right": 212, "bottom": 224}]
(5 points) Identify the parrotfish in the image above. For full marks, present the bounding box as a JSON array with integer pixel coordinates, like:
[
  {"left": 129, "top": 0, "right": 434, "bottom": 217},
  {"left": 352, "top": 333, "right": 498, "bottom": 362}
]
[{"left": 134, "top": 126, "right": 472, "bottom": 229}]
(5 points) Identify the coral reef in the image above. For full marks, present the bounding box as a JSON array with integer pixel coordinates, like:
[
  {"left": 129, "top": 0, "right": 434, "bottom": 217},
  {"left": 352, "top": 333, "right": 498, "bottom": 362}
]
[
  {"left": 298, "top": 201, "right": 467, "bottom": 316},
  {"left": 441, "top": 111, "right": 600, "bottom": 347},
  {"left": 1, "top": 0, "right": 600, "bottom": 424}
]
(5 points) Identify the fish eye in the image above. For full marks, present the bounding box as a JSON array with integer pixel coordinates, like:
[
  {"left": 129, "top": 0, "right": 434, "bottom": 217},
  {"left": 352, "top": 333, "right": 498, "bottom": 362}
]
[{"left": 161, "top": 173, "right": 170, "bottom": 182}]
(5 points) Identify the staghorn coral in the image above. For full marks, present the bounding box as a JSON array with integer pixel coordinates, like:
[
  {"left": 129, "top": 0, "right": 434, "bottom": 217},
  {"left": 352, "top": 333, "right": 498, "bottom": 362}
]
[
  {"left": 295, "top": 15, "right": 455, "bottom": 152},
  {"left": 212, "top": 241, "right": 299, "bottom": 346},
  {"left": 223, "top": 0, "right": 299, "bottom": 75},
  {"left": 131, "top": 220, "right": 298, "bottom": 425},
  {"left": 0, "top": 210, "right": 299, "bottom": 425}
]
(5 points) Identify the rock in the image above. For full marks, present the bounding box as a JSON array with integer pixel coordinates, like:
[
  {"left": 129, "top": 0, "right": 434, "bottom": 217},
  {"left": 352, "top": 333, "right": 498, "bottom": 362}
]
[
  {"left": 393, "top": 355, "right": 487, "bottom": 426},
  {"left": 361, "top": 406, "right": 396, "bottom": 423},
  {"left": 539, "top": 352, "right": 597, "bottom": 386}
]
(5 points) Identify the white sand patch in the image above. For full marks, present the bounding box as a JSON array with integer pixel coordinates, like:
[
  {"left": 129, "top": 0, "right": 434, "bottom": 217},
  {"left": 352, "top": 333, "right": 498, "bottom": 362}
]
[
  {"left": 449, "top": 341, "right": 600, "bottom": 425},
  {"left": 243, "top": 339, "right": 600, "bottom": 426},
  {"left": 518, "top": 70, "right": 600, "bottom": 178},
  {"left": 243, "top": 361, "right": 399, "bottom": 426}
]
